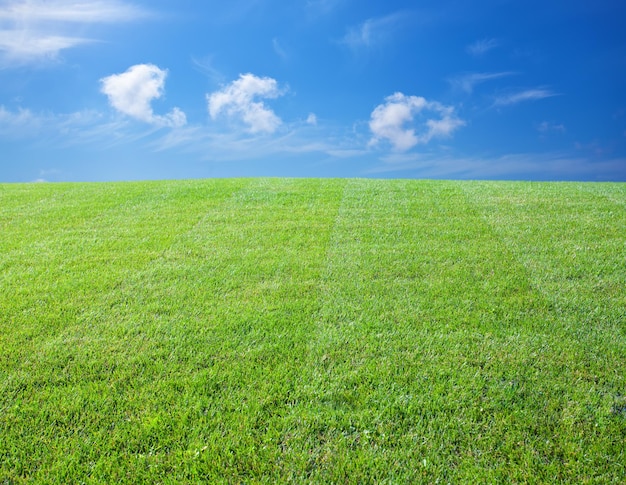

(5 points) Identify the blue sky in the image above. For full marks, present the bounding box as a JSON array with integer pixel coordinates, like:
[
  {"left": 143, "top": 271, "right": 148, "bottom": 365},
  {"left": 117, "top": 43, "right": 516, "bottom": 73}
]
[{"left": 1, "top": 0, "right": 625, "bottom": 182}]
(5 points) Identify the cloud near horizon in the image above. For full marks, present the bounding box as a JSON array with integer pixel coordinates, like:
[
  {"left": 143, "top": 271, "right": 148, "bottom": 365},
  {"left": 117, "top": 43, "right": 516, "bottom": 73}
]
[
  {"left": 207, "top": 73, "right": 284, "bottom": 134},
  {"left": 100, "top": 64, "right": 186, "bottom": 128},
  {"left": 369, "top": 92, "right": 465, "bottom": 151}
]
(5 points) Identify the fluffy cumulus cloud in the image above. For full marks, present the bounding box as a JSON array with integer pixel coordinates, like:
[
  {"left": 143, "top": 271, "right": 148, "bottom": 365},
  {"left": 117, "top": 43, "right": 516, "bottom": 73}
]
[
  {"left": 100, "top": 64, "right": 186, "bottom": 128},
  {"left": 369, "top": 93, "right": 464, "bottom": 151},
  {"left": 0, "top": 0, "right": 148, "bottom": 64},
  {"left": 207, "top": 73, "right": 284, "bottom": 134}
]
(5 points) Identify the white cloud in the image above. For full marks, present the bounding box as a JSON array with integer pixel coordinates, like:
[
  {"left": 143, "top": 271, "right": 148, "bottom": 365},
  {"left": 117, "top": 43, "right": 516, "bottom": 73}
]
[
  {"left": 0, "top": 32, "right": 93, "bottom": 61},
  {"left": 341, "top": 12, "right": 405, "bottom": 49},
  {"left": 466, "top": 38, "right": 498, "bottom": 56},
  {"left": 207, "top": 73, "right": 284, "bottom": 134},
  {"left": 306, "top": 113, "right": 317, "bottom": 126},
  {"left": 369, "top": 92, "right": 464, "bottom": 152},
  {"left": 100, "top": 64, "right": 186, "bottom": 128},
  {"left": 0, "top": 0, "right": 148, "bottom": 64},
  {"left": 449, "top": 71, "right": 516, "bottom": 94},
  {"left": 494, "top": 89, "right": 559, "bottom": 106},
  {"left": 426, "top": 115, "right": 465, "bottom": 139},
  {"left": 0, "top": 0, "right": 146, "bottom": 22}
]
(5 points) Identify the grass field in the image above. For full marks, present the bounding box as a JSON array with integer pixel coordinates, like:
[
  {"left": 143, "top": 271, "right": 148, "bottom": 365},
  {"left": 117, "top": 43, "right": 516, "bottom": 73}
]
[{"left": 1, "top": 178, "right": 625, "bottom": 483}]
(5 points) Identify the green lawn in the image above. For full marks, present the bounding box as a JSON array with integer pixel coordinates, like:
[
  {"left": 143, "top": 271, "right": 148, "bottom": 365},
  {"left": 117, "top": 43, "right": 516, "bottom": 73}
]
[{"left": 1, "top": 178, "right": 625, "bottom": 483}]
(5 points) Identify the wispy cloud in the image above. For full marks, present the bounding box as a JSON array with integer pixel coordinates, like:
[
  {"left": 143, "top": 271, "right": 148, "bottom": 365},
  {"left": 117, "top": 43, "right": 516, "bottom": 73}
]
[
  {"left": 0, "top": 0, "right": 149, "bottom": 65},
  {"left": 368, "top": 151, "right": 626, "bottom": 181},
  {"left": 100, "top": 64, "right": 187, "bottom": 128},
  {"left": 306, "top": 0, "right": 343, "bottom": 16},
  {"left": 0, "top": 32, "right": 94, "bottom": 61},
  {"left": 191, "top": 55, "right": 226, "bottom": 86},
  {"left": 466, "top": 38, "right": 499, "bottom": 56},
  {"left": 0, "top": 0, "right": 147, "bottom": 22},
  {"left": 272, "top": 38, "right": 288, "bottom": 60},
  {"left": 207, "top": 73, "right": 285, "bottom": 134},
  {"left": 449, "top": 71, "right": 516, "bottom": 94},
  {"left": 341, "top": 12, "right": 406, "bottom": 49},
  {"left": 0, "top": 105, "right": 41, "bottom": 137},
  {"left": 149, "top": 120, "right": 359, "bottom": 166},
  {"left": 493, "top": 88, "right": 559, "bottom": 107},
  {"left": 537, "top": 121, "right": 566, "bottom": 134},
  {"left": 0, "top": 104, "right": 114, "bottom": 142},
  {"left": 0, "top": 100, "right": 359, "bottom": 169},
  {"left": 369, "top": 92, "right": 464, "bottom": 151}
]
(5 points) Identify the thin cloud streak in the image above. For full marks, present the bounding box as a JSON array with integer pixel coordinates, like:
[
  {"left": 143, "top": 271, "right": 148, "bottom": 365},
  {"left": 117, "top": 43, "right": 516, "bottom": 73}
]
[
  {"left": 368, "top": 151, "right": 626, "bottom": 181},
  {"left": 150, "top": 124, "right": 340, "bottom": 162},
  {"left": 341, "top": 11, "right": 407, "bottom": 49},
  {"left": 272, "top": 38, "right": 288, "bottom": 60},
  {"left": 0, "top": 0, "right": 150, "bottom": 64},
  {"left": 0, "top": 105, "right": 41, "bottom": 137},
  {"left": 0, "top": 32, "right": 95, "bottom": 60},
  {"left": 494, "top": 89, "right": 560, "bottom": 107},
  {"left": 467, "top": 38, "right": 498, "bottom": 56},
  {"left": 0, "top": 0, "right": 148, "bottom": 23},
  {"left": 305, "top": 0, "right": 343, "bottom": 16},
  {"left": 449, "top": 71, "right": 516, "bottom": 94},
  {"left": 148, "top": 113, "right": 370, "bottom": 164},
  {"left": 537, "top": 121, "right": 566, "bottom": 133},
  {"left": 0, "top": 105, "right": 139, "bottom": 147}
]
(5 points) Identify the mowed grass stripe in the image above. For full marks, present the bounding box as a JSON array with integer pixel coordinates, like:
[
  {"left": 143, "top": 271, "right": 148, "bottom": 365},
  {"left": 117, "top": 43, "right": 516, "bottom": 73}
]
[
  {"left": 1, "top": 179, "right": 256, "bottom": 479},
  {"left": 0, "top": 179, "right": 249, "bottom": 349},
  {"left": 461, "top": 181, "right": 625, "bottom": 326},
  {"left": 1, "top": 178, "right": 348, "bottom": 482},
  {"left": 296, "top": 179, "right": 577, "bottom": 482},
  {"left": 460, "top": 181, "right": 626, "bottom": 479},
  {"left": 79, "top": 178, "right": 346, "bottom": 481},
  {"left": 580, "top": 181, "right": 626, "bottom": 208}
]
